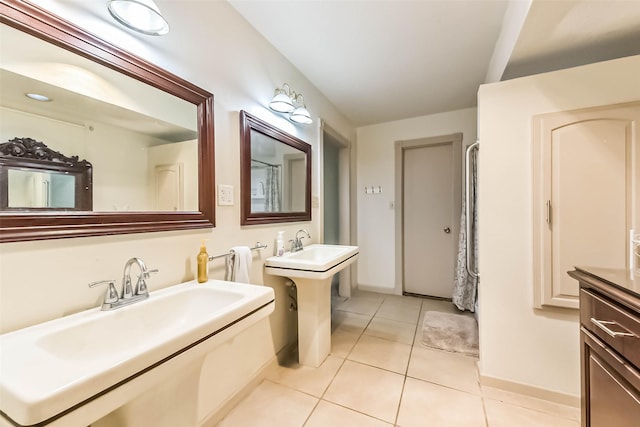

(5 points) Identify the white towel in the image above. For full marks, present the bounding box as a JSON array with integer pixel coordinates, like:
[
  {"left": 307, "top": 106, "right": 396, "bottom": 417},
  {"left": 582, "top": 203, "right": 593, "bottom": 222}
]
[{"left": 230, "top": 246, "right": 252, "bottom": 283}]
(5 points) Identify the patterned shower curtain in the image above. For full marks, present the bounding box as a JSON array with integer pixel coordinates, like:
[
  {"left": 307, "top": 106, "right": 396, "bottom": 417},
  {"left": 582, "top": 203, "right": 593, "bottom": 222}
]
[
  {"left": 452, "top": 147, "right": 478, "bottom": 312},
  {"left": 264, "top": 165, "right": 281, "bottom": 212}
]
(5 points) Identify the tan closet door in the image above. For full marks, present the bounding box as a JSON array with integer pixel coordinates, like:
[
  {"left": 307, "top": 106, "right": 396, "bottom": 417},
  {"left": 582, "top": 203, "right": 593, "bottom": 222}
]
[
  {"left": 402, "top": 134, "right": 461, "bottom": 298},
  {"left": 533, "top": 102, "right": 640, "bottom": 309}
]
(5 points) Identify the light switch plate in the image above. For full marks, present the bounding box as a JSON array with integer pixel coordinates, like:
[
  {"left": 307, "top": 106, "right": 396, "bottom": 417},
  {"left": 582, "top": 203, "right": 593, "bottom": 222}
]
[{"left": 217, "top": 184, "right": 234, "bottom": 206}]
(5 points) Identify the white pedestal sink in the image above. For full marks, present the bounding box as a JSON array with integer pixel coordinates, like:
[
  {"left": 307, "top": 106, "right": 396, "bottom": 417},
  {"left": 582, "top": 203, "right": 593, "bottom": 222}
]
[
  {"left": 265, "top": 244, "right": 359, "bottom": 367},
  {"left": 0, "top": 281, "right": 274, "bottom": 427}
]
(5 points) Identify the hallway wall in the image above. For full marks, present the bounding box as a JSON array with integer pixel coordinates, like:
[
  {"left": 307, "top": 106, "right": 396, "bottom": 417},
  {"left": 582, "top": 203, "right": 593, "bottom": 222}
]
[{"left": 356, "top": 108, "right": 477, "bottom": 293}]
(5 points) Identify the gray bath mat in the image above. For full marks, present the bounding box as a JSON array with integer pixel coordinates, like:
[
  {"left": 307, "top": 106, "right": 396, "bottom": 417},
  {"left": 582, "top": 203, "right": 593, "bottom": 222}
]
[{"left": 421, "top": 310, "right": 479, "bottom": 357}]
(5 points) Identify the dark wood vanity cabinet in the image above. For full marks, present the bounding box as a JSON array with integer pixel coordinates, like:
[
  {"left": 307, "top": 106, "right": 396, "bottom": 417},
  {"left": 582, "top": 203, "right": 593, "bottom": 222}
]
[{"left": 569, "top": 268, "right": 640, "bottom": 427}]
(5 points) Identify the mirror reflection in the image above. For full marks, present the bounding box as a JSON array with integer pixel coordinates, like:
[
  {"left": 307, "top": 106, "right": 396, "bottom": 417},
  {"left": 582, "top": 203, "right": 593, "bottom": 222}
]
[
  {"left": 9, "top": 169, "right": 75, "bottom": 209},
  {"left": 240, "top": 111, "right": 311, "bottom": 225},
  {"left": 250, "top": 129, "right": 307, "bottom": 213},
  {"left": 0, "top": 23, "right": 198, "bottom": 213}
]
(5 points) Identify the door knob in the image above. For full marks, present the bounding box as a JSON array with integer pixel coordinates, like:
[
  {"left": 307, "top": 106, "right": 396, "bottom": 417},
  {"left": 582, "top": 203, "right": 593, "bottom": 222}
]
[{"left": 444, "top": 227, "right": 451, "bottom": 234}]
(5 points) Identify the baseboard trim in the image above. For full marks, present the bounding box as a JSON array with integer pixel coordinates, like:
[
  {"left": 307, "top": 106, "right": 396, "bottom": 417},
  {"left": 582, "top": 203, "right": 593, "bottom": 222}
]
[{"left": 480, "top": 374, "right": 580, "bottom": 408}]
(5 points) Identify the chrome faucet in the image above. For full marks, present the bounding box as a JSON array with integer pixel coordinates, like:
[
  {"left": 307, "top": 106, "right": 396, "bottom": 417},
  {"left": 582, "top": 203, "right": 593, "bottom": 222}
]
[
  {"left": 88, "top": 257, "right": 158, "bottom": 311},
  {"left": 290, "top": 229, "right": 310, "bottom": 252}
]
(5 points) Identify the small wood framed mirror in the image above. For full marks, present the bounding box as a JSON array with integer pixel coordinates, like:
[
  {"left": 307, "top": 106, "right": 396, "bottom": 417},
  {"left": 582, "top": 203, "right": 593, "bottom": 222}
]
[
  {"left": 240, "top": 111, "right": 311, "bottom": 225},
  {"left": 0, "top": 137, "right": 92, "bottom": 211}
]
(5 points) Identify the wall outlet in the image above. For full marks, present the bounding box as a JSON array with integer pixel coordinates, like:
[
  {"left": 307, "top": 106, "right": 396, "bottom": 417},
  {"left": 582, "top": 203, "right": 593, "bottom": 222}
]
[{"left": 217, "top": 184, "right": 234, "bottom": 206}]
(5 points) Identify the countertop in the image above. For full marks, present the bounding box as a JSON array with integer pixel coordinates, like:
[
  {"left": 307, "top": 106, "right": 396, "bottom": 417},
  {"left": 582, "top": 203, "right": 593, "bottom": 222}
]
[{"left": 570, "top": 266, "right": 640, "bottom": 312}]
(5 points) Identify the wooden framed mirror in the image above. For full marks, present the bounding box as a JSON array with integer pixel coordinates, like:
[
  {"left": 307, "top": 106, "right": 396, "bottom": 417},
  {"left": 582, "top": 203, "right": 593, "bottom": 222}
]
[
  {"left": 240, "top": 111, "right": 311, "bottom": 225},
  {"left": 0, "top": 1, "right": 215, "bottom": 242}
]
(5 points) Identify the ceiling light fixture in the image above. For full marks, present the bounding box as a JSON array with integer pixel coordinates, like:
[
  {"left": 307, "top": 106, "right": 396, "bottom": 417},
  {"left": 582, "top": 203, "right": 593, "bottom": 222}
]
[
  {"left": 268, "top": 83, "right": 312, "bottom": 124},
  {"left": 25, "top": 93, "right": 51, "bottom": 102},
  {"left": 107, "top": 0, "right": 169, "bottom": 36}
]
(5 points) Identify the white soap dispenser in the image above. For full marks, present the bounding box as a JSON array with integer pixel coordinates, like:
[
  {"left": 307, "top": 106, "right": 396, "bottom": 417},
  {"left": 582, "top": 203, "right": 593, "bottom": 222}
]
[{"left": 276, "top": 231, "right": 285, "bottom": 256}]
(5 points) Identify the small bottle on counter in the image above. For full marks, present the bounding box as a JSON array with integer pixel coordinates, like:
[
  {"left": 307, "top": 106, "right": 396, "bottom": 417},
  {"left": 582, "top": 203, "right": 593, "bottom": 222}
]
[
  {"left": 197, "top": 239, "right": 209, "bottom": 283},
  {"left": 276, "top": 231, "right": 285, "bottom": 256}
]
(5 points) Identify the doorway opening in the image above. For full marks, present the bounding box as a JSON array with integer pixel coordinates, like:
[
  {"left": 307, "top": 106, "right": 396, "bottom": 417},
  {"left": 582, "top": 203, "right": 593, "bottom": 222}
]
[
  {"left": 320, "top": 121, "right": 356, "bottom": 299},
  {"left": 395, "top": 133, "right": 462, "bottom": 298}
]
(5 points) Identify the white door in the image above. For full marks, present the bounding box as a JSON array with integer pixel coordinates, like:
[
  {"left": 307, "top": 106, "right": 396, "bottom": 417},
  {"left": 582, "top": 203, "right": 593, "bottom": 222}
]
[
  {"left": 155, "top": 163, "right": 184, "bottom": 211},
  {"left": 402, "top": 135, "right": 462, "bottom": 297}
]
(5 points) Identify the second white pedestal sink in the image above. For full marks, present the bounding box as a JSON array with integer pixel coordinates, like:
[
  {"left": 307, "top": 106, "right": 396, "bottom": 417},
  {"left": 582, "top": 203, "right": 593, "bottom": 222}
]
[{"left": 265, "top": 244, "right": 359, "bottom": 367}]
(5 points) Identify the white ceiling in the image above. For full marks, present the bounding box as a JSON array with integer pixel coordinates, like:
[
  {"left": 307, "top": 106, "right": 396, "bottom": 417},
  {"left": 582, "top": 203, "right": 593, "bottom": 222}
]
[{"left": 230, "top": 0, "right": 640, "bottom": 127}]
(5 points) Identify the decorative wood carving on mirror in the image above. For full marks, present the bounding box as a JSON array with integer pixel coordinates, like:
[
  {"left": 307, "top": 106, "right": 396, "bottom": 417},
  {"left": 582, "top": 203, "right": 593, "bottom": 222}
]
[
  {"left": 0, "top": 137, "right": 93, "bottom": 211},
  {"left": 240, "top": 111, "right": 311, "bottom": 226},
  {"left": 0, "top": 0, "right": 215, "bottom": 242}
]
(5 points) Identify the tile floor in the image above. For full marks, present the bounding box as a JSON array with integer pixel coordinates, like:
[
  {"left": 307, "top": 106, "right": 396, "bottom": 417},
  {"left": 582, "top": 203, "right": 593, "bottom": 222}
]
[{"left": 216, "top": 291, "right": 580, "bottom": 427}]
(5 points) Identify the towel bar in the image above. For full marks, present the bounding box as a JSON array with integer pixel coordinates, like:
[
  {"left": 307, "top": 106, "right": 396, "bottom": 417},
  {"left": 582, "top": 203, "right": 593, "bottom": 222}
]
[{"left": 208, "top": 242, "right": 267, "bottom": 261}]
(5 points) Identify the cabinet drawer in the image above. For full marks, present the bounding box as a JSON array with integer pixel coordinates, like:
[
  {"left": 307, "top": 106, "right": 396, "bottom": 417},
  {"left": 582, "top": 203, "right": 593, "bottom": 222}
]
[{"left": 580, "top": 288, "right": 640, "bottom": 367}]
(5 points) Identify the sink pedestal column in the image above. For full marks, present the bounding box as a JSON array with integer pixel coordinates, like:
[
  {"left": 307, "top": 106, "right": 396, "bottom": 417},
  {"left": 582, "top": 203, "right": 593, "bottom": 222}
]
[{"left": 294, "top": 276, "right": 333, "bottom": 367}]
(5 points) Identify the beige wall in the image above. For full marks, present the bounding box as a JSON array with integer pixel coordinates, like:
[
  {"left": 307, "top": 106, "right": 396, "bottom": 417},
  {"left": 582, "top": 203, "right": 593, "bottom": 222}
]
[
  {"left": 356, "top": 108, "right": 477, "bottom": 293},
  {"left": 477, "top": 55, "right": 640, "bottom": 398},
  {"left": 0, "top": 1, "right": 355, "bottom": 423}
]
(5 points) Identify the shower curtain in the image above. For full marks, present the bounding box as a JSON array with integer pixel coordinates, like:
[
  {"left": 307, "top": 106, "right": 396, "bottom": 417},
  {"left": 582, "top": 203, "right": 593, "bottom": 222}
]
[
  {"left": 453, "top": 147, "right": 478, "bottom": 312},
  {"left": 264, "top": 165, "right": 281, "bottom": 212}
]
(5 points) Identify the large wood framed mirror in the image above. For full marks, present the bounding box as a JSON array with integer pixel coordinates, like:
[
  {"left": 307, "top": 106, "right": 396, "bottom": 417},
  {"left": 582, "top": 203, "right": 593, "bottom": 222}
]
[
  {"left": 240, "top": 111, "right": 311, "bottom": 225},
  {"left": 0, "top": 1, "right": 215, "bottom": 242}
]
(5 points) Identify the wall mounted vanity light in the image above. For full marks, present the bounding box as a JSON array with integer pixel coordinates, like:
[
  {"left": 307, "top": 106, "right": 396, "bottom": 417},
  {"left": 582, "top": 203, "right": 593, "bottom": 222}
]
[
  {"left": 268, "top": 83, "right": 312, "bottom": 124},
  {"left": 107, "top": 0, "right": 170, "bottom": 36}
]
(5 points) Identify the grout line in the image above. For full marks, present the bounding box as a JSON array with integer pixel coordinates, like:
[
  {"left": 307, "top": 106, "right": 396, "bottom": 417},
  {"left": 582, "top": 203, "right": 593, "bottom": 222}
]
[{"left": 393, "top": 297, "right": 424, "bottom": 426}]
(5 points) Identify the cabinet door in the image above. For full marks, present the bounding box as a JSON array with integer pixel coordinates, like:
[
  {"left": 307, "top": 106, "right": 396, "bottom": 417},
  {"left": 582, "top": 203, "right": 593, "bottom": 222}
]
[
  {"left": 533, "top": 102, "right": 640, "bottom": 309},
  {"left": 582, "top": 330, "right": 640, "bottom": 427}
]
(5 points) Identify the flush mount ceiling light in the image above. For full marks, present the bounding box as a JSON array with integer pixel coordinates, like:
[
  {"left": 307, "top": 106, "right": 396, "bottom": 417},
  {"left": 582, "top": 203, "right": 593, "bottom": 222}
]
[
  {"left": 107, "top": 0, "right": 169, "bottom": 36},
  {"left": 268, "top": 83, "right": 312, "bottom": 124},
  {"left": 25, "top": 93, "right": 51, "bottom": 102}
]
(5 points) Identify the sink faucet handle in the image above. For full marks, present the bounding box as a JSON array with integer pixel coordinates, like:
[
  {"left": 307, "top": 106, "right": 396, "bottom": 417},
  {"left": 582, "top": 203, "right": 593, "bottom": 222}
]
[
  {"left": 88, "top": 280, "right": 119, "bottom": 305},
  {"left": 136, "top": 268, "right": 158, "bottom": 296}
]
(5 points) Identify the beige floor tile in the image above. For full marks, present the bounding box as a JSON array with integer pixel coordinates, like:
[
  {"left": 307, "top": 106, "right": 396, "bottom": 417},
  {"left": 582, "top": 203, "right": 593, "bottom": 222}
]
[
  {"left": 324, "top": 360, "right": 404, "bottom": 423},
  {"left": 332, "top": 310, "right": 372, "bottom": 334},
  {"left": 397, "top": 377, "right": 486, "bottom": 427},
  {"left": 216, "top": 380, "right": 318, "bottom": 427},
  {"left": 351, "top": 290, "right": 388, "bottom": 301},
  {"left": 266, "top": 355, "right": 344, "bottom": 397},
  {"left": 364, "top": 317, "right": 417, "bottom": 345},
  {"left": 305, "top": 400, "right": 393, "bottom": 427},
  {"left": 484, "top": 399, "right": 579, "bottom": 427},
  {"left": 335, "top": 296, "right": 383, "bottom": 316},
  {"left": 330, "top": 328, "right": 360, "bottom": 358},
  {"left": 382, "top": 294, "right": 423, "bottom": 307},
  {"left": 407, "top": 346, "right": 480, "bottom": 394},
  {"left": 348, "top": 335, "right": 412, "bottom": 374},
  {"left": 375, "top": 300, "right": 421, "bottom": 324},
  {"left": 481, "top": 386, "right": 580, "bottom": 421}
]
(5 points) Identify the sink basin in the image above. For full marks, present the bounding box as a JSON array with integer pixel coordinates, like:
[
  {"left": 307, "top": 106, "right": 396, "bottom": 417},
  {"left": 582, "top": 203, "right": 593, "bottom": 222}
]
[
  {"left": 265, "top": 244, "right": 359, "bottom": 279},
  {"left": 264, "top": 244, "right": 359, "bottom": 367},
  {"left": 0, "top": 280, "right": 274, "bottom": 427}
]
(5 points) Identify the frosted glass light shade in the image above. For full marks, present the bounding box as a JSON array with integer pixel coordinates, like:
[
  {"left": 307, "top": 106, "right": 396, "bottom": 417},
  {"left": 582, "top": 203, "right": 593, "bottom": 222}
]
[
  {"left": 269, "top": 93, "right": 295, "bottom": 113},
  {"left": 290, "top": 106, "right": 312, "bottom": 124},
  {"left": 107, "top": 0, "right": 169, "bottom": 36}
]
